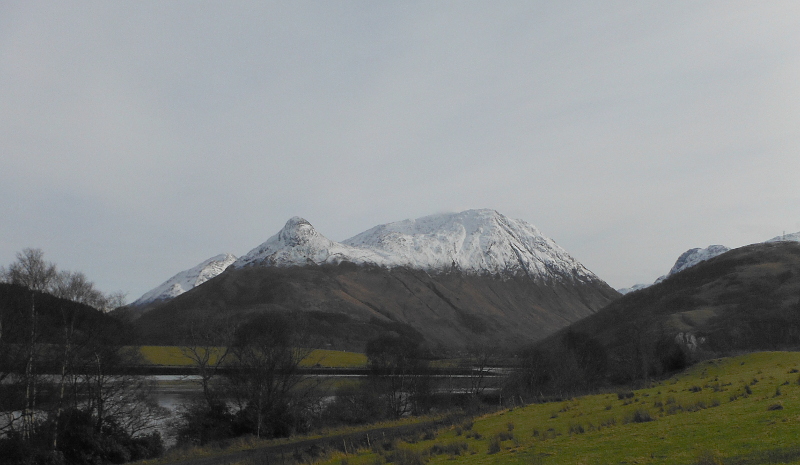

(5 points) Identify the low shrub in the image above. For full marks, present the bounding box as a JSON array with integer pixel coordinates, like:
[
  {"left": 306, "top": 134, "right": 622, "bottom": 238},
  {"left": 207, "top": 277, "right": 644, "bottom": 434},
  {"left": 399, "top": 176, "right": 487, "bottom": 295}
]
[
  {"left": 600, "top": 417, "right": 616, "bottom": 428},
  {"left": 666, "top": 403, "right": 683, "bottom": 415},
  {"left": 429, "top": 441, "right": 468, "bottom": 456},
  {"left": 625, "top": 409, "right": 654, "bottom": 423},
  {"left": 568, "top": 423, "right": 585, "bottom": 434},
  {"left": 466, "top": 430, "right": 482, "bottom": 440},
  {"left": 487, "top": 437, "right": 501, "bottom": 454}
]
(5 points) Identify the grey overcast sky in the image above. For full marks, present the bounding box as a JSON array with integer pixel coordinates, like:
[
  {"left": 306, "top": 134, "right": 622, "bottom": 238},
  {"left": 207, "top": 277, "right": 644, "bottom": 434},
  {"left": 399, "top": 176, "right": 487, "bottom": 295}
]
[{"left": 2, "top": 1, "right": 799, "bottom": 300}]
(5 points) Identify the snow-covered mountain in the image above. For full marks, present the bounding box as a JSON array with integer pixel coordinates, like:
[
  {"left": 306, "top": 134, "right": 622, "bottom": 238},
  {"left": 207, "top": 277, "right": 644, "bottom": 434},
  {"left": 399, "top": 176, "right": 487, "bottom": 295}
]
[
  {"left": 655, "top": 245, "right": 731, "bottom": 283},
  {"left": 766, "top": 231, "right": 800, "bottom": 243},
  {"left": 233, "top": 209, "right": 602, "bottom": 284},
  {"left": 618, "top": 245, "right": 730, "bottom": 294},
  {"left": 617, "top": 283, "right": 650, "bottom": 295},
  {"left": 135, "top": 210, "right": 621, "bottom": 349},
  {"left": 621, "top": 231, "right": 800, "bottom": 293},
  {"left": 133, "top": 253, "right": 237, "bottom": 306}
]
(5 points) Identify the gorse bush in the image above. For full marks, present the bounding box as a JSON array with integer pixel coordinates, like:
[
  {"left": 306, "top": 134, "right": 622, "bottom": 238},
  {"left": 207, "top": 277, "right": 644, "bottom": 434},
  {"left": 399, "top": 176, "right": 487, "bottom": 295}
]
[
  {"left": 429, "top": 441, "right": 468, "bottom": 456},
  {"left": 625, "top": 409, "right": 654, "bottom": 423},
  {"left": 487, "top": 436, "right": 501, "bottom": 454},
  {"left": 568, "top": 423, "right": 585, "bottom": 434}
]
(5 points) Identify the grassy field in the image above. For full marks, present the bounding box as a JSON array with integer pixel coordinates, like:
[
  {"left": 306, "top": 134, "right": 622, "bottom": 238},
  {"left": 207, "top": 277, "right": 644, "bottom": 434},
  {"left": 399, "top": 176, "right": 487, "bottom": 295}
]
[
  {"left": 137, "top": 346, "right": 368, "bottom": 368},
  {"left": 303, "top": 351, "right": 800, "bottom": 465}
]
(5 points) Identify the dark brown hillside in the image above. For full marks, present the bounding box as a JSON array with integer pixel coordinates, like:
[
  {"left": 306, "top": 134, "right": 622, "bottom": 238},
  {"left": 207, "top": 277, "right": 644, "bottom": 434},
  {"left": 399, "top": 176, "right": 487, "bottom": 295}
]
[
  {"left": 542, "top": 241, "right": 800, "bottom": 366},
  {"left": 132, "top": 263, "right": 619, "bottom": 352}
]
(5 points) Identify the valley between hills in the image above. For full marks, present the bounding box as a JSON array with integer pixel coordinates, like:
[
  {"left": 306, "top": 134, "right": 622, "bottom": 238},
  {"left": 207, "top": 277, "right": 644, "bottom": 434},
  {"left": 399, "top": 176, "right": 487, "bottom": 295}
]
[{"left": 3, "top": 209, "right": 800, "bottom": 465}]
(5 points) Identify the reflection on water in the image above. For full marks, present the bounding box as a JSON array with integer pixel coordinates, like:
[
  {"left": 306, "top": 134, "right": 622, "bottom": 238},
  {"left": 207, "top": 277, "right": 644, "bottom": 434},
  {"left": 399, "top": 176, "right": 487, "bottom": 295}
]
[{"left": 151, "top": 380, "right": 204, "bottom": 446}]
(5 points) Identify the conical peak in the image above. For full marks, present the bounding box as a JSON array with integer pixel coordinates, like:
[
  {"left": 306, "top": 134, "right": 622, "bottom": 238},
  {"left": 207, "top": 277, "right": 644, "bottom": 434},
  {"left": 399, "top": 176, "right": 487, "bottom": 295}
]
[{"left": 277, "top": 217, "right": 319, "bottom": 246}]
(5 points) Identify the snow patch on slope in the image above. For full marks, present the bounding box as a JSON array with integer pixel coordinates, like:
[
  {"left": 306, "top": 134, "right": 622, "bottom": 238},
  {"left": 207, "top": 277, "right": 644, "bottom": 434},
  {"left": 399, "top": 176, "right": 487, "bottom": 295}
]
[{"left": 133, "top": 253, "right": 237, "bottom": 306}]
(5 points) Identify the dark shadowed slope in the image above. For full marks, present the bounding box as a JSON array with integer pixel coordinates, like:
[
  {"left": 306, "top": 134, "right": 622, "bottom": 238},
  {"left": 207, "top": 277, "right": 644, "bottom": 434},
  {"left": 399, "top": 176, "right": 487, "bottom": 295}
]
[
  {"left": 545, "top": 241, "right": 800, "bottom": 355},
  {"left": 132, "top": 262, "right": 619, "bottom": 352}
]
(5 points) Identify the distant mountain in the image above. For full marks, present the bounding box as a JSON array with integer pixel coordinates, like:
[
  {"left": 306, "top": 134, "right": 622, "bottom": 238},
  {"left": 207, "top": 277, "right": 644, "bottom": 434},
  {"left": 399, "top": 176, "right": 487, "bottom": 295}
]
[
  {"left": 617, "top": 283, "right": 650, "bottom": 295},
  {"left": 132, "top": 253, "right": 237, "bottom": 306},
  {"left": 618, "top": 245, "right": 730, "bottom": 294},
  {"left": 133, "top": 210, "right": 619, "bottom": 351},
  {"left": 766, "top": 231, "right": 800, "bottom": 243},
  {"left": 620, "top": 231, "right": 800, "bottom": 294},
  {"left": 654, "top": 245, "right": 731, "bottom": 284}
]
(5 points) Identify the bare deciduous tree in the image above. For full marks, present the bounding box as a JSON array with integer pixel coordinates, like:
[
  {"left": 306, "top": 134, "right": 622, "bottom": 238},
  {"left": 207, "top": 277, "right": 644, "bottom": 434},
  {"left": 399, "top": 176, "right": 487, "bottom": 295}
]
[
  {"left": 227, "top": 314, "right": 313, "bottom": 438},
  {"left": 180, "top": 315, "right": 234, "bottom": 407},
  {"left": 5, "top": 248, "right": 57, "bottom": 439}
]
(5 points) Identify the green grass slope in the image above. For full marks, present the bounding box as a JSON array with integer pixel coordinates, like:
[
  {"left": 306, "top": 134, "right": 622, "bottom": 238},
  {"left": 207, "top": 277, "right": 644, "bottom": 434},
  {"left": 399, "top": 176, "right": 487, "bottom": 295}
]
[{"left": 314, "top": 351, "right": 800, "bottom": 465}]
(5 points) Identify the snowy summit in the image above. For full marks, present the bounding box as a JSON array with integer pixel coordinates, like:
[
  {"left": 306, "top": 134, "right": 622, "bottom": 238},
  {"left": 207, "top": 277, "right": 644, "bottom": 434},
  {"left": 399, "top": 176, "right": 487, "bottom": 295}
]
[
  {"left": 234, "top": 209, "right": 601, "bottom": 284},
  {"left": 231, "top": 217, "right": 390, "bottom": 268}
]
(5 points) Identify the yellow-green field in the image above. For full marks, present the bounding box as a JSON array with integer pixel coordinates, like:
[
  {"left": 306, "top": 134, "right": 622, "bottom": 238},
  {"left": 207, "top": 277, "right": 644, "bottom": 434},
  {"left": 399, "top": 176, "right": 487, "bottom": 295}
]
[
  {"left": 136, "top": 346, "right": 368, "bottom": 368},
  {"left": 314, "top": 351, "right": 800, "bottom": 465}
]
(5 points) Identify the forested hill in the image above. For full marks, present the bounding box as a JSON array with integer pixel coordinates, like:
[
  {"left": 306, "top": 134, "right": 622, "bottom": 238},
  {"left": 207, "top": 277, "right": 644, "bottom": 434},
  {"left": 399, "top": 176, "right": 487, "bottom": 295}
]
[{"left": 0, "top": 283, "right": 132, "bottom": 346}]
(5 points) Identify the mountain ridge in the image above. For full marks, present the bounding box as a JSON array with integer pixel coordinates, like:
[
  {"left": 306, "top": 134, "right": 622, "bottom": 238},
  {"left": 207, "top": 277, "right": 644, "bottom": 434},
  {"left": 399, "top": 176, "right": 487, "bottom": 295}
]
[
  {"left": 233, "top": 209, "right": 602, "bottom": 284},
  {"left": 132, "top": 253, "right": 237, "bottom": 306},
  {"left": 618, "top": 231, "right": 800, "bottom": 294}
]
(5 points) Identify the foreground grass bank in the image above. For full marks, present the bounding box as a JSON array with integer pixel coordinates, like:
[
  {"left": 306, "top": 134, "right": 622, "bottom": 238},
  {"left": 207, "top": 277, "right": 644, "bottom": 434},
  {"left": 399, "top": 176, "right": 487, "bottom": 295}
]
[
  {"left": 135, "top": 351, "right": 800, "bottom": 465},
  {"left": 310, "top": 351, "right": 800, "bottom": 465}
]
